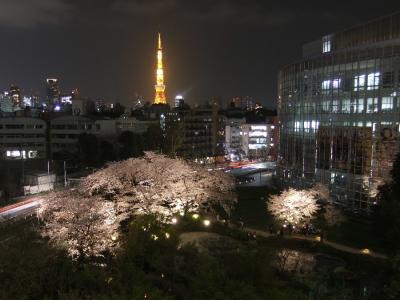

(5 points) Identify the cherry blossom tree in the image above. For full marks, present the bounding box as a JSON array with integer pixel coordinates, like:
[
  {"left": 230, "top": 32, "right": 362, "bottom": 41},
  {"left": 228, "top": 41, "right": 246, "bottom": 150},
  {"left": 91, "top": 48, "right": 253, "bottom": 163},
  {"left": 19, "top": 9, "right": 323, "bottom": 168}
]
[
  {"left": 267, "top": 184, "right": 345, "bottom": 226},
  {"left": 39, "top": 191, "right": 119, "bottom": 260},
  {"left": 39, "top": 152, "right": 236, "bottom": 259},
  {"left": 267, "top": 188, "right": 320, "bottom": 224}
]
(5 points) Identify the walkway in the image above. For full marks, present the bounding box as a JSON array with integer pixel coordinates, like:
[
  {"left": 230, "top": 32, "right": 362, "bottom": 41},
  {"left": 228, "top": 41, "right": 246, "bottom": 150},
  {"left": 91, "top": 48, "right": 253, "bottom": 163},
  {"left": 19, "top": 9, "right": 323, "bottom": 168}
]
[{"left": 243, "top": 226, "right": 388, "bottom": 259}]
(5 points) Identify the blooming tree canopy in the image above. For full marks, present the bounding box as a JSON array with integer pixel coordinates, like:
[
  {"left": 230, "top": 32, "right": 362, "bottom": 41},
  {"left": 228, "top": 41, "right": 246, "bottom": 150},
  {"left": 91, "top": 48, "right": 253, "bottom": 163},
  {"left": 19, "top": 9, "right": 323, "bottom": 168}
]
[
  {"left": 267, "top": 188, "right": 320, "bottom": 224},
  {"left": 40, "top": 152, "right": 236, "bottom": 259},
  {"left": 267, "top": 184, "right": 345, "bottom": 226}
]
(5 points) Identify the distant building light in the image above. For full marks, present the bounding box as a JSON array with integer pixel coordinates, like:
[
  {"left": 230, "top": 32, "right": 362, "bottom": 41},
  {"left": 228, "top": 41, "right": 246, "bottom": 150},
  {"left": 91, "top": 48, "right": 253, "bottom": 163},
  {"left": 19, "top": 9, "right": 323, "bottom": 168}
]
[
  {"left": 7, "top": 150, "right": 20, "bottom": 157},
  {"left": 322, "top": 35, "right": 331, "bottom": 53},
  {"left": 250, "top": 125, "right": 267, "bottom": 131},
  {"left": 54, "top": 105, "right": 61, "bottom": 112},
  {"left": 61, "top": 96, "right": 72, "bottom": 104}
]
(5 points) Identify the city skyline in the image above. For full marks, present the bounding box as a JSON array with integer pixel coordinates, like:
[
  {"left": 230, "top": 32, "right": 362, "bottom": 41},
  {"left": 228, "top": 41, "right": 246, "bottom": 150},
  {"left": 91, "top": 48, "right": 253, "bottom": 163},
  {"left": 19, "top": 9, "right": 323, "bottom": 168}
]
[
  {"left": 1, "top": 7, "right": 400, "bottom": 299},
  {"left": 0, "top": 2, "right": 398, "bottom": 107}
]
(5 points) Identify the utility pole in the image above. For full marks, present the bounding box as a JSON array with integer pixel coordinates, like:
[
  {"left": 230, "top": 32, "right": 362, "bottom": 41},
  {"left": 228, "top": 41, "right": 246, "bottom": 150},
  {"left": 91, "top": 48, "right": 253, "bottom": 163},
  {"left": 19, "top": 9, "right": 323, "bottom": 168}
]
[
  {"left": 47, "top": 160, "right": 50, "bottom": 189},
  {"left": 64, "top": 160, "right": 67, "bottom": 188}
]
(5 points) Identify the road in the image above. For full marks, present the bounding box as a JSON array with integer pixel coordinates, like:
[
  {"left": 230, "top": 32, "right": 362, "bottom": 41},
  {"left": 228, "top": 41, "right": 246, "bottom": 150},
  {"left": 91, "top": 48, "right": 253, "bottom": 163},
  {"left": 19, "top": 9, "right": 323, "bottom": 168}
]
[
  {"left": 226, "top": 162, "right": 276, "bottom": 187},
  {"left": 0, "top": 196, "right": 42, "bottom": 222}
]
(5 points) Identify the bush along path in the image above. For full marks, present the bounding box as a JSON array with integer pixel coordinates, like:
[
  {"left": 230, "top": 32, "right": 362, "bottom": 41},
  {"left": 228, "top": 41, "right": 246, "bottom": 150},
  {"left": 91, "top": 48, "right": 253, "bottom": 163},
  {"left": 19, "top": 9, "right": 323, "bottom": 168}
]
[
  {"left": 213, "top": 218, "right": 387, "bottom": 259},
  {"left": 240, "top": 225, "right": 388, "bottom": 259}
]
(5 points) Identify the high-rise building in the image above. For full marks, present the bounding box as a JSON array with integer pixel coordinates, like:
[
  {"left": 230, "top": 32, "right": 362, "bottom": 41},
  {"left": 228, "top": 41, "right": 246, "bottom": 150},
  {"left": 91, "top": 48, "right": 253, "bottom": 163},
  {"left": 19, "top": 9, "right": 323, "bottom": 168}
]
[
  {"left": 46, "top": 78, "right": 61, "bottom": 105},
  {"left": 174, "top": 95, "right": 184, "bottom": 108},
  {"left": 0, "top": 92, "right": 13, "bottom": 114},
  {"left": 9, "top": 85, "right": 21, "bottom": 107},
  {"left": 154, "top": 33, "right": 167, "bottom": 104},
  {"left": 166, "top": 104, "right": 225, "bottom": 160},
  {"left": 278, "top": 12, "right": 400, "bottom": 211},
  {"left": 231, "top": 96, "right": 254, "bottom": 110}
]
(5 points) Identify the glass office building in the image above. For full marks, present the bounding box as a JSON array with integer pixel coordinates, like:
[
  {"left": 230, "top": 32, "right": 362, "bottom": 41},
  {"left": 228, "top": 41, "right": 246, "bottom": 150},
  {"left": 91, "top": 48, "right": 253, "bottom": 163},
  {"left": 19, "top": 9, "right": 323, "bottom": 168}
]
[{"left": 278, "top": 12, "right": 400, "bottom": 210}]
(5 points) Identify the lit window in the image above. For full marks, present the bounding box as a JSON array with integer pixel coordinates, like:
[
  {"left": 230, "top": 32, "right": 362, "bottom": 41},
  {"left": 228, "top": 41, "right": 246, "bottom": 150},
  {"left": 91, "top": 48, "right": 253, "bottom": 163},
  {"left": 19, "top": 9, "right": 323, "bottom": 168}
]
[
  {"left": 311, "top": 121, "right": 319, "bottom": 130},
  {"left": 381, "top": 97, "right": 393, "bottom": 111},
  {"left": 249, "top": 131, "right": 267, "bottom": 137},
  {"left": 322, "top": 80, "right": 331, "bottom": 90},
  {"left": 322, "top": 101, "right": 330, "bottom": 112},
  {"left": 367, "top": 72, "right": 380, "bottom": 90},
  {"left": 342, "top": 99, "right": 351, "bottom": 113},
  {"left": 295, "top": 121, "right": 301, "bottom": 132},
  {"left": 332, "top": 79, "right": 341, "bottom": 89},
  {"left": 356, "top": 99, "right": 364, "bottom": 113},
  {"left": 367, "top": 98, "right": 378, "bottom": 113},
  {"left": 322, "top": 36, "right": 331, "bottom": 53},
  {"left": 28, "top": 150, "right": 38, "bottom": 158},
  {"left": 332, "top": 100, "right": 339, "bottom": 113},
  {"left": 304, "top": 121, "right": 311, "bottom": 132},
  {"left": 354, "top": 75, "right": 366, "bottom": 91},
  {"left": 250, "top": 125, "right": 266, "bottom": 131},
  {"left": 6, "top": 150, "right": 21, "bottom": 158}
]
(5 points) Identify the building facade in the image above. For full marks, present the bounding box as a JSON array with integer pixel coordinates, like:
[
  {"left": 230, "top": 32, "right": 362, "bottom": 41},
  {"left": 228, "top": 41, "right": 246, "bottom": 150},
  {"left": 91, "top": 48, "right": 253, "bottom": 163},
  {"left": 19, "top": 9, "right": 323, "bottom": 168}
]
[
  {"left": 50, "top": 116, "right": 94, "bottom": 155},
  {"left": 0, "top": 117, "right": 46, "bottom": 159},
  {"left": 46, "top": 78, "right": 61, "bottom": 106},
  {"left": 225, "top": 116, "right": 246, "bottom": 154},
  {"left": 166, "top": 104, "right": 225, "bottom": 160},
  {"left": 278, "top": 12, "right": 400, "bottom": 210},
  {"left": 240, "top": 123, "right": 276, "bottom": 160}
]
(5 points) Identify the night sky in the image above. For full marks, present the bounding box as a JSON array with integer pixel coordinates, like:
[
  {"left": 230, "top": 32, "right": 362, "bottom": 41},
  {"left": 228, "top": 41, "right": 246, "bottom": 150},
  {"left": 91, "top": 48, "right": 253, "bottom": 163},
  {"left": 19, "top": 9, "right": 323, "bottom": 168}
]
[{"left": 0, "top": 1, "right": 398, "bottom": 108}]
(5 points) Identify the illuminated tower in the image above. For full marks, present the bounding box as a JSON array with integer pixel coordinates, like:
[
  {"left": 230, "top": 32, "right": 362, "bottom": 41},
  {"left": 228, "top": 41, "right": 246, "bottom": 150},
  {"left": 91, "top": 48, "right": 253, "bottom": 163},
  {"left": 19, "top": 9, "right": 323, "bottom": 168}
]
[{"left": 154, "top": 33, "right": 167, "bottom": 104}]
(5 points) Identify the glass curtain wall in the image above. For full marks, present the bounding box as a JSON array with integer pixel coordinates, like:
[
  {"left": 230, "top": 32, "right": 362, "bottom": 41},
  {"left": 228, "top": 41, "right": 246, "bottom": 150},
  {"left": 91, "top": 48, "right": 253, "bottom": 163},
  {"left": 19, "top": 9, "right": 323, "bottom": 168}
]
[{"left": 278, "top": 46, "right": 400, "bottom": 210}]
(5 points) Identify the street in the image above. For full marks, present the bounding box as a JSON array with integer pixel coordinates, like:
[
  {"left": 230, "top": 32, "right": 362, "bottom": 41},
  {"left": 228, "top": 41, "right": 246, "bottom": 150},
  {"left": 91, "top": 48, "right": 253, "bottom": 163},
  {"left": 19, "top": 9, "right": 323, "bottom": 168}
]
[{"left": 0, "top": 197, "right": 42, "bottom": 221}]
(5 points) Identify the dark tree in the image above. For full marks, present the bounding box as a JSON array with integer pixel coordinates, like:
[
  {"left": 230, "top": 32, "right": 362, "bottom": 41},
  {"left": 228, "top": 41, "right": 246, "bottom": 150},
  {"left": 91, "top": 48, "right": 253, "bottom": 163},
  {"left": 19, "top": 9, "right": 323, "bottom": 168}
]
[
  {"left": 118, "top": 131, "right": 144, "bottom": 159},
  {"left": 99, "top": 140, "right": 116, "bottom": 163},
  {"left": 375, "top": 153, "right": 400, "bottom": 253},
  {"left": 143, "top": 124, "right": 163, "bottom": 151},
  {"left": 78, "top": 133, "right": 99, "bottom": 167},
  {"left": 164, "top": 121, "right": 184, "bottom": 157},
  {"left": 52, "top": 150, "right": 77, "bottom": 162}
]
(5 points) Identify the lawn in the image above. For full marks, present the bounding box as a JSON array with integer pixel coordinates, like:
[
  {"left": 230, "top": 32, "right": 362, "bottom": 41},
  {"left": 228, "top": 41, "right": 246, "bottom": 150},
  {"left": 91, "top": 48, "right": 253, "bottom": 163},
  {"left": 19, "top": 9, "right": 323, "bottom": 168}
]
[{"left": 324, "top": 216, "right": 384, "bottom": 253}]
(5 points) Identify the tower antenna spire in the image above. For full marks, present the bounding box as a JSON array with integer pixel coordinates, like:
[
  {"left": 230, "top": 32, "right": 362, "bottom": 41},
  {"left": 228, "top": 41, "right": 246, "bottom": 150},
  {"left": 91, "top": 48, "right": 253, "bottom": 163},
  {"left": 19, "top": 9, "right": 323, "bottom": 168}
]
[
  {"left": 154, "top": 33, "right": 166, "bottom": 104},
  {"left": 158, "top": 32, "right": 162, "bottom": 50}
]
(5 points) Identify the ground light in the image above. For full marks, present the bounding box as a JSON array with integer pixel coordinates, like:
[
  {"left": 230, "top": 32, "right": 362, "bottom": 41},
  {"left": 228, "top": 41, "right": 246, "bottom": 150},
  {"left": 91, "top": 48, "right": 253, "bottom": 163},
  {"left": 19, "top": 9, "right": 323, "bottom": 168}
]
[
  {"left": 192, "top": 213, "right": 199, "bottom": 219},
  {"left": 203, "top": 219, "right": 211, "bottom": 227},
  {"left": 361, "top": 248, "right": 370, "bottom": 254}
]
